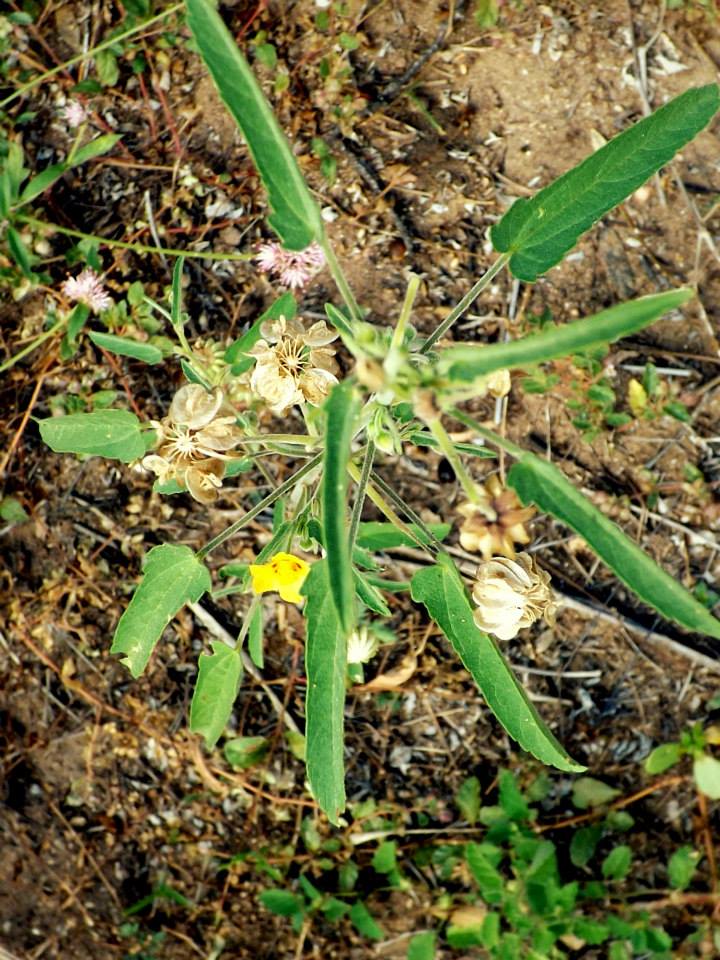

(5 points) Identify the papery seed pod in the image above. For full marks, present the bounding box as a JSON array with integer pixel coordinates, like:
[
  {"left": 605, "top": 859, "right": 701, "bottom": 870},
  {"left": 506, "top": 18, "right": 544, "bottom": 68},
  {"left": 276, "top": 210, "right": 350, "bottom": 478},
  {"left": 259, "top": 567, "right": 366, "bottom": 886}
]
[
  {"left": 471, "top": 553, "right": 556, "bottom": 641},
  {"left": 457, "top": 474, "right": 535, "bottom": 559}
]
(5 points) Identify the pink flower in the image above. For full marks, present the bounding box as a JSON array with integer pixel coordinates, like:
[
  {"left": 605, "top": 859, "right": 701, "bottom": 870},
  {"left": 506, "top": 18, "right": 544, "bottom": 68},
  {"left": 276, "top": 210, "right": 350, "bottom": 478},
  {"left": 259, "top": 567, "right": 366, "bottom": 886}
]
[
  {"left": 256, "top": 241, "right": 325, "bottom": 290},
  {"left": 62, "top": 101, "right": 88, "bottom": 129},
  {"left": 62, "top": 268, "right": 112, "bottom": 312}
]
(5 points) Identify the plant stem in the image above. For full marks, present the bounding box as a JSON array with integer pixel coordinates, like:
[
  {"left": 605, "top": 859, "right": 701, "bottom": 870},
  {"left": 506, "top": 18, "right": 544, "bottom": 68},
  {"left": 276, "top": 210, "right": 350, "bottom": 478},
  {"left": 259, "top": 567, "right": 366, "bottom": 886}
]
[
  {"left": 426, "top": 416, "right": 479, "bottom": 503},
  {"left": 448, "top": 407, "right": 525, "bottom": 459},
  {"left": 419, "top": 252, "right": 510, "bottom": 354},
  {"left": 348, "top": 440, "right": 375, "bottom": 552},
  {"left": 346, "top": 462, "right": 431, "bottom": 555},
  {"left": 236, "top": 596, "right": 261, "bottom": 649},
  {"left": 320, "top": 235, "right": 363, "bottom": 324},
  {"left": 16, "top": 214, "right": 253, "bottom": 263},
  {"left": 368, "top": 470, "right": 445, "bottom": 554},
  {"left": 1, "top": 3, "right": 184, "bottom": 109},
  {"left": 0, "top": 316, "right": 66, "bottom": 374},
  {"left": 391, "top": 273, "right": 421, "bottom": 352},
  {"left": 197, "top": 454, "right": 322, "bottom": 561}
]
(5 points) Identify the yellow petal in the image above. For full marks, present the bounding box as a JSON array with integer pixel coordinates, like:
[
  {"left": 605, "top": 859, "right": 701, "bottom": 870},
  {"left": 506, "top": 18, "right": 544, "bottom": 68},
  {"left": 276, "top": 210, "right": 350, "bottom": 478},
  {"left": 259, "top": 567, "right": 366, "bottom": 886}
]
[
  {"left": 249, "top": 553, "right": 310, "bottom": 604},
  {"left": 249, "top": 563, "right": 280, "bottom": 595}
]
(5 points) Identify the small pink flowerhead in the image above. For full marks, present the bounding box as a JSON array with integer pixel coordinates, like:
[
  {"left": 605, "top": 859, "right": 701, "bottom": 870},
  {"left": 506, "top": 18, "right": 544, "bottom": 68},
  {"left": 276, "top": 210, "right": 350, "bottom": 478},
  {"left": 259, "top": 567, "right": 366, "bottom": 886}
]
[
  {"left": 255, "top": 241, "right": 325, "bottom": 290},
  {"left": 62, "top": 268, "right": 112, "bottom": 313},
  {"left": 62, "top": 101, "right": 88, "bottom": 129}
]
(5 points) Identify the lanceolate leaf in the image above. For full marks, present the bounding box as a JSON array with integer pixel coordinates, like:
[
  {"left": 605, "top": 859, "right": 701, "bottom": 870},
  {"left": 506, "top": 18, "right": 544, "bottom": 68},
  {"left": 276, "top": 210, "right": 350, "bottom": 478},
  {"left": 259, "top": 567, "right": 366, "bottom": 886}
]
[
  {"left": 439, "top": 289, "right": 693, "bottom": 382},
  {"left": 491, "top": 84, "right": 720, "bottom": 281},
  {"left": 17, "top": 135, "right": 121, "bottom": 206},
  {"left": 186, "top": 0, "right": 323, "bottom": 249},
  {"left": 190, "top": 640, "right": 243, "bottom": 748},
  {"left": 507, "top": 455, "right": 720, "bottom": 640},
  {"left": 303, "top": 560, "right": 347, "bottom": 823},
  {"left": 411, "top": 554, "right": 585, "bottom": 772},
  {"left": 38, "top": 409, "right": 146, "bottom": 462},
  {"left": 110, "top": 545, "right": 212, "bottom": 677},
  {"left": 89, "top": 331, "right": 164, "bottom": 364},
  {"left": 323, "top": 381, "right": 360, "bottom": 635}
]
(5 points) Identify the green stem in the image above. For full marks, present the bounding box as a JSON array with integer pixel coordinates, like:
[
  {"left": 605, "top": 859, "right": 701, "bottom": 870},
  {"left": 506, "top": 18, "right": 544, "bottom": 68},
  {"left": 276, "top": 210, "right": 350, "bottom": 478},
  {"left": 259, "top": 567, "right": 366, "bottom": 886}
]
[
  {"left": 391, "top": 273, "right": 421, "bottom": 352},
  {"left": 196, "top": 454, "right": 322, "bottom": 561},
  {"left": 236, "top": 596, "right": 261, "bottom": 649},
  {"left": 426, "top": 417, "right": 479, "bottom": 503},
  {"left": 369, "top": 470, "right": 444, "bottom": 555},
  {"left": 448, "top": 407, "right": 525, "bottom": 458},
  {"left": 65, "top": 123, "right": 87, "bottom": 166},
  {"left": 419, "top": 252, "right": 510, "bottom": 354},
  {"left": 347, "top": 462, "right": 432, "bottom": 555},
  {"left": 1, "top": 3, "right": 184, "bottom": 109},
  {"left": 348, "top": 440, "right": 375, "bottom": 552},
  {"left": 320, "top": 235, "right": 363, "bottom": 324},
  {"left": 0, "top": 316, "right": 66, "bottom": 374},
  {"left": 16, "top": 214, "right": 254, "bottom": 263}
]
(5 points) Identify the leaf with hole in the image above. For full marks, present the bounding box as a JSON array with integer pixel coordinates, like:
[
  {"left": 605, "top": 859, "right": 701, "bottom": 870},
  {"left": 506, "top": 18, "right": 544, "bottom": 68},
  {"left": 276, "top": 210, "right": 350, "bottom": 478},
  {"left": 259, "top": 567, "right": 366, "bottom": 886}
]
[{"left": 491, "top": 84, "right": 720, "bottom": 280}]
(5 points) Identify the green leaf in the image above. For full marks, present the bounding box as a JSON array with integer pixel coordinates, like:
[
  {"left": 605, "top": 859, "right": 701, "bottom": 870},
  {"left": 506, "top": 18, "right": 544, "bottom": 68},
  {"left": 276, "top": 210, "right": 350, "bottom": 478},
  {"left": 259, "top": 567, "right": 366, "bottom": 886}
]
[
  {"left": 439, "top": 290, "right": 693, "bottom": 382},
  {"left": 260, "top": 889, "right": 303, "bottom": 917},
  {"left": 71, "top": 133, "right": 123, "bottom": 166},
  {"left": 224, "top": 292, "right": 297, "bottom": 375},
  {"left": 571, "top": 777, "right": 621, "bottom": 810},
  {"left": 17, "top": 163, "right": 68, "bottom": 204},
  {"left": 356, "top": 521, "right": 451, "bottom": 551},
  {"left": 95, "top": 49, "right": 119, "bottom": 86},
  {"left": 38, "top": 409, "right": 146, "bottom": 462},
  {"left": 601, "top": 845, "right": 632, "bottom": 881},
  {"left": 466, "top": 843, "right": 504, "bottom": 903},
  {"left": 372, "top": 840, "right": 397, "bottom": 875},
  {"left": 322, "top": 381, "right": 360, "bottom": 635},
  {"left": 171, "top": 256, "right": 184, "bottom": 328},
  {"left": 89, "top": 331, "right": 164, "bottom": 364},
  {"left": 668, "top": 846, "right": 701, "bottom": 890},
  {"left": 0, "top": 496, "right": 29, "bottom": 523},
  {"left": 456, "top": 775, "right": 481, "bottom": 825},
  {"left": 354, "top": 569, "right": 391, "bottom": 616},
  {"left": 507, "top": 454, "right": 720, "bottom": 639},
  {"left": 223, "top": 735, "right": 269, "bottom": 769},
  {"left": 644, "top": 742, "right": 682, "bottom": 775},
  {"left": 407, "top": 930, "right": 436, "bottom": 960},
  {"left": 110, "top": 544, "right": 211, "bottom": 677},
  {"left": 491, "top": 84, "right": 720, "bottom": 280},
  {"left": 6, "top": 225, "right": 34, "bottom": 277},
  {"left": 349, "top": 901, "right": 383, "bottom": 940},
  {"left": 410, "top": 554, "right": 585, "bottom": 772},
  {"left": 185, "top": 0, "right": 323, "bottom": 249},
  {"left": 302, "top": 560, "right": 347, "bottom": 823},
  {"left": 570, "top": 825, "right": 603, "bottom": 867},
  {"left": 190, "top": 641, "right": 243, "bottom": 749},
  {"left": 693, "top": 754, "right": 720, "bottom": 799},
  {"left": 248, "top": 603, "right": 264, "bottom": 668}
]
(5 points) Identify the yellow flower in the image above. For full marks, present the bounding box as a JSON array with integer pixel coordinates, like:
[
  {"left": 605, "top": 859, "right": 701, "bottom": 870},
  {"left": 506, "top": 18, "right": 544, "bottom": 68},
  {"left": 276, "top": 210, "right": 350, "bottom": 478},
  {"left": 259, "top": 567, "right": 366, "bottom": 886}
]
[{"left": 249, "top": 552, "right": 310, "bottom": 604}]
